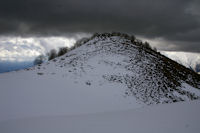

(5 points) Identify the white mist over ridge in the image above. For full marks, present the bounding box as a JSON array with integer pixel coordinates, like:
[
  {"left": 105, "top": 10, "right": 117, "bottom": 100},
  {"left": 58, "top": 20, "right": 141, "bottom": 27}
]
[{"left": 161, "top": 51, "right": 200, "bottom": 73}]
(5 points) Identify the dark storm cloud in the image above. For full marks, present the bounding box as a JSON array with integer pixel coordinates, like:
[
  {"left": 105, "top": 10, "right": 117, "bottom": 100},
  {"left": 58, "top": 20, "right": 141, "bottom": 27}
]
[{"left": 0, "top": 0, "right": 200, "bottom": 52}]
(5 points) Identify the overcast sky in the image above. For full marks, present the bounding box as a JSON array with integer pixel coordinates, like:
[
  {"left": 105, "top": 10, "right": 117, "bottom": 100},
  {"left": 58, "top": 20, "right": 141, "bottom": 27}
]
[{"left": 0, "top": 0, "right": 200, "bottom": 61}]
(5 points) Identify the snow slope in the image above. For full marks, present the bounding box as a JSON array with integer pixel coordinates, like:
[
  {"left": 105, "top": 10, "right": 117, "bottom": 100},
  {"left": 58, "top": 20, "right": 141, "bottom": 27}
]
[
  {"left": 0, "top": 68, "right": 141, "bottom": 121},
  {"left": 0, "top": 33, "right": 200, "bottom": 125},
  {"left": 0, "top": 100, "right": 200, "bottom": 133},
  {"left": 161, "top": 51, "right": 200, "bottom": 73}
]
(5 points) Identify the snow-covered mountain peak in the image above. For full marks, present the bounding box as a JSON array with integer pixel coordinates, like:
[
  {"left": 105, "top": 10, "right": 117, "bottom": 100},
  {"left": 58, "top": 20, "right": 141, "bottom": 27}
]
[
  {"left": 1, "top": 33, "right": 200, "bottom": 121},
  {"left": 29, "top": 33, "right": 200, "bottom": 104}
]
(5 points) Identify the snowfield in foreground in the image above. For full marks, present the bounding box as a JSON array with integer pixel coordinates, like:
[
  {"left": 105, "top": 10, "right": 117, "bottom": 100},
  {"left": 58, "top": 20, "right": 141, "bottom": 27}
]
[
  {"left": 0, "top": 100, "right": 200, "bottom": 133},
  {"left": 0, "top": 70, "right": 142, "bottom": 122}
]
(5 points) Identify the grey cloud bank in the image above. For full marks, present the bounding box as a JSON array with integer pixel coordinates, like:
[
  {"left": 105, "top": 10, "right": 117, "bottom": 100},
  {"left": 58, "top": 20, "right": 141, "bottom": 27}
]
[{"left": 0, "top": 0, "right": 200, "bottom": 52}]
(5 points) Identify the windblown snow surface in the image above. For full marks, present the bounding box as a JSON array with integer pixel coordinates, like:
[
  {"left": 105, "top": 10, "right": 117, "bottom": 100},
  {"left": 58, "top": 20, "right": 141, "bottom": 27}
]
[{"left": 0, "top": 34, "right": 200, "bottom": 132}]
